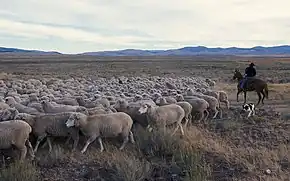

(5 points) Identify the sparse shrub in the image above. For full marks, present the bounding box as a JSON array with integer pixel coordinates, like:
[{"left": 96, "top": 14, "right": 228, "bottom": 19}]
[
  {"left": 37, "top": 145, "right": 67, "bottom": 168},
  {"left": 0, "top": 160, "right": 39, "bottom": 181},
  {"left": 135, "top": 127, "right": 209, "bottom": 180}
]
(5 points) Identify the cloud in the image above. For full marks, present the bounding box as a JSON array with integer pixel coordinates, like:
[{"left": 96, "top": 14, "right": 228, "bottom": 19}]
[{"left": 0, "top": 0, "right": 290, "bottom": 53}]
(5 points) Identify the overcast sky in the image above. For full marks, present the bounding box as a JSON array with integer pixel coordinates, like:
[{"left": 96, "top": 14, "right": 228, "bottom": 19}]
[{"left": 0, "top": 0, "right": 290, "bottom": 53}]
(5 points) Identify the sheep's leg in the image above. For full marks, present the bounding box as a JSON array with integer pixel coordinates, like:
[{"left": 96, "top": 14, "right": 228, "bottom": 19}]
[
  {"left": 179, "top": 122, "right": 185, "bottom": 136},
  {"left": 25, "top": 140, "right": 35, "bottom": 159},
  {"left": 196, "top": 111, "right": 204, "bottom": 123},
  {"left": 183, "top": 117, "right": 189, "bottom": 128},
  {"left": 219, "top": 108, "right": 223, "bottom": 119},
  {"left": 225, "top": 100, "right": 230, "bottom": 109},
  {"left": 204, "top": 110, "right": 209, "bottom": 121},
  {"left": 171, "top": 123, "right": 180, "bottom": 136},
  {"left": 18, "top": 146, "right": 27, "bottom": 161},
  {"left": 47, "top": 137, "right": 53, "bottom": 153},
  {"left": 40, "top": 140, "right": 48, "bottom": 149},
  {"left": 212, "top": 109, "right": 219, "bottom": 119},
  {"left": 188, "top": 114, "right": 193, "bottom": 126},
  {"left": 34, "top": 135, "right": 46, "bottom": 153},
  {"left": 64, "top": 137, "right": 71, "bottom": 145},
  {"left": 97, "top": 137, "right": 104, "bottom": 152},
  {"left": 129, "top": 131, "right": 135, "bottom": 144},
  {"left": 81, "top": 136, "right": 96, "bottom": 154},
  {"left": 119, "top": 134, "right": 129, "bottom": 151},
  {"left": 72, "top": 134, "right": 79, "bottom": 151}
]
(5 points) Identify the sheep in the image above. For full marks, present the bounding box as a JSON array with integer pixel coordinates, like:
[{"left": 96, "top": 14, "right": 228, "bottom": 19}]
[
  {"left": 41, "top": 100, "right": 88, "bottom": 115},
  {"left": 184, "top": 91, "right": 221, "bottom": 119},
  {"left": 87, "top": 106, "right": 113, "bottom": 115},
  {"left": 114, "top": 99, "right": 155, "bottom": 127},
  {"left": 65, "top": 112, "right": 135, "bottom": 153},
  {"left": 14, "top": 112, "right": 80, "bottom": 153},
  {"left": 176, "top": 94, "right": 209, "bottom": 123},
  {"left": 155, "top": 97, "right": 192, "bottom": 127},
  {"left": 0, "top": 120, "right": 35, "bottom": 161},
  {"left": 0, "top": 108, "right": 19, "bottom": 121},
  {"left": 5, "top": 96, "right": 40, "bottom": 115},
  {"left": 76, "top": 97, "right": 98, "bottom": 108},
  {"left": 218, "top": 90, "right": 230, "bottom": 109},
  {"left": 138, "top": 103, "right": 185, "bottom": 136}
]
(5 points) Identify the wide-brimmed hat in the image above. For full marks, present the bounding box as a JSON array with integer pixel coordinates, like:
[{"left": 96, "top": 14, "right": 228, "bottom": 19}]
[{"left": 249, "top": 62, "right": 255, "bottom": 66}]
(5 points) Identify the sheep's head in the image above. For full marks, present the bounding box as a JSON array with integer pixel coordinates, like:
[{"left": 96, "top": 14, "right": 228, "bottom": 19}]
[
  {"left": 66, "top": 113, "right": 81, "bottom": 127},
  {"left": 176, "top": 94, "right": 184, "bottom": 101},
  {"left": 138, "top": 103, "right": 151, "bottom": 114},
  {"left": 5, "top": 96, "right": 16, "bottom": 106}
]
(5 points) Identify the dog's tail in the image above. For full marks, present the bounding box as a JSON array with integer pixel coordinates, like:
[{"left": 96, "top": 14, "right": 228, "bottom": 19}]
[{"left": 264, "top": 84, "right": 269, "bottom": 99}]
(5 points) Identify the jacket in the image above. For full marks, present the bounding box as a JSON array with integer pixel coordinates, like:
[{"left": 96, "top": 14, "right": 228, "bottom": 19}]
[{"left": 244, "top": 66, "right": 256, "bottom": 77}]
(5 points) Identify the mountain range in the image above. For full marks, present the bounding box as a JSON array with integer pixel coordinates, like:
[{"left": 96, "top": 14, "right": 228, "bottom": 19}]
[{"left": 1, "top": 45, "right": 290, "bottom": 56}]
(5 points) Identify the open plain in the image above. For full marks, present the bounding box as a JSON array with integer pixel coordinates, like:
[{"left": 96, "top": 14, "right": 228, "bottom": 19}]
[{"left": 1, "top": 54, "right": 290, "bottom": 181}]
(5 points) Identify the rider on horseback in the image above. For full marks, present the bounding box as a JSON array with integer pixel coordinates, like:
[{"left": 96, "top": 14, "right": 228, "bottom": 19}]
[{"left": 240, "top": 62, "right": 256, "bottom": 89}]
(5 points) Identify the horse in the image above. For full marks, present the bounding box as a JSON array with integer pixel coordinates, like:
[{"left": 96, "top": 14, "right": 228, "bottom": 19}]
[{"left": 232, "top": 69, "right": 268, "bottom": 106}]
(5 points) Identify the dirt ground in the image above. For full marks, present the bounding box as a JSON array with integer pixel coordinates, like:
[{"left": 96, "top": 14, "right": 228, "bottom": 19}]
[{"left": 0, "top": 54, "right": 290, "bottom": 181}]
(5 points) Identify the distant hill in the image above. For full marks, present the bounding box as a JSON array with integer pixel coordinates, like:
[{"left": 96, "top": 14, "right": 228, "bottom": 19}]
[
  {"left": 0, "top": 47, "right": 61, "bottom": 55},
  {"left": 2, "top": 45, "right": 290, "bottom": 56}
]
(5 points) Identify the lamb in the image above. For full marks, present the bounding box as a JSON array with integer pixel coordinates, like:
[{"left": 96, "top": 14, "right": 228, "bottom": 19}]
[
  {"left": 176, "top": 94, "right": 209, "bottom": 123},
  {"left": 5, "top": 96, "right": 40, "bottom": 115},
  {"left": 41, "top": 100, "right": 88, "bottom": 115},
  {"left": 65, "top": 112, "right": 135, "bottom": 153},
  {"left": 14, "top": 112, "right": 80, "bottom": 153},
  {"left": 138, "top": 103, "right": 185, "bottom": 136},
  {"left": 0, "top": 120, "right": 35, "bottom": 161}
]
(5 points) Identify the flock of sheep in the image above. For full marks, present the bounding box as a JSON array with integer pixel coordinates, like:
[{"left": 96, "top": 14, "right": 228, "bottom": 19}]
[{"left": 0, "top": 76, "right": 230, "bottom": 161}]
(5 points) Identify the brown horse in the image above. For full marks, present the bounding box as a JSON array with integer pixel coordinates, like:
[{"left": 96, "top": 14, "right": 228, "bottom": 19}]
[{"left": 232, "top": 69, "right": 268, "bottom": 106}]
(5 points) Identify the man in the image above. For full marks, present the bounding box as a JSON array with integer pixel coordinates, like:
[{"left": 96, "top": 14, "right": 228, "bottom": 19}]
[{"left": 240, "top": 62, "right": 256, "bottom": 89}]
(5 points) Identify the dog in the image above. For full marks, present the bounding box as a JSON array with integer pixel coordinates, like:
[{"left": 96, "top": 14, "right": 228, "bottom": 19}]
[{"left": 241, "top": 103, "right": 255, "bottom": 117}]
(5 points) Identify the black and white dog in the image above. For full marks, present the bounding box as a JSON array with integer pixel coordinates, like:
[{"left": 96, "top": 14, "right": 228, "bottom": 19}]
[{"left": 242, "top": 103, "right": 255, "bottom": 117}]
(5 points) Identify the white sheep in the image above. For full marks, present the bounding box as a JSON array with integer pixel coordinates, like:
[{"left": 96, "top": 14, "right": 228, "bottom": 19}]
[
  {"left": 138, "top": 103, "right": 185, "bottom": 136},
  {"left": 41, "top": 100, "right": 88, "bottom": 115},
  {"left": 0, "top": 120, "right": 35, "bottom": 161},
  {"left": 184, "top": 90, "right": 221, "bottom": 119},
  {"left": 5, "top": 96, "right": 40, "bottom": 115},
  {"left": 65, "top": 112, "right": 135, "bottom": 153},
  {"left": 176, "top": 94, "right": 209, "bottom": 123},
  {"left": 156, "top": 97, "right": 192, "bottom": 127},
  {"left": 15, "top": 112, "right": 80, "bottom": 153},
  {"left": 218, "top": 90, "right": 230, "bottom": 109}
]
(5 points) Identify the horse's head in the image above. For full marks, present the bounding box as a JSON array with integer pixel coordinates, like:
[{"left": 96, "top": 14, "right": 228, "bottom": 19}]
[{"left": 232, "top": 69, "right": 242, "bottom": 80}]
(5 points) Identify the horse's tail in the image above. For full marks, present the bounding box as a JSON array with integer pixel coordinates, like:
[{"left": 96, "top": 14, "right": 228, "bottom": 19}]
[{"left": 264, "top": 84, "right": 269, "bottom": 99}]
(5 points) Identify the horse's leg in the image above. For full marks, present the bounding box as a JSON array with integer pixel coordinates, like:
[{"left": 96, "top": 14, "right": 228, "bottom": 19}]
[
  {"left": 261, "top": 90, "right": 265, "bottom": 104},
  {"left": 256, "top": 91, "right": 262, "bottom": 106},
  {"left": 243, "top": 91, "right": 247, "bottom": 104},
  {"left": 237, "top": 89, "right": 242, "bottom": 102}
]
